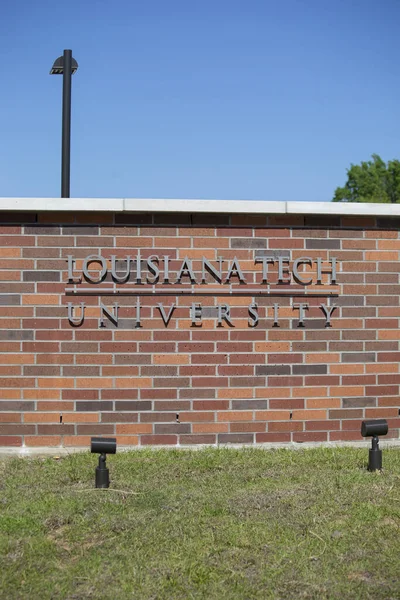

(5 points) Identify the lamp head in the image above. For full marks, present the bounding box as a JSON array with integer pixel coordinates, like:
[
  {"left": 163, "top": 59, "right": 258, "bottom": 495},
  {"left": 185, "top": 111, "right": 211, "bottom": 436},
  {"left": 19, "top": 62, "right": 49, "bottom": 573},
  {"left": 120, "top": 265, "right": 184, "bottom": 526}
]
[
  {"left": 50, "top": 54, "right": 78, "bottom": 75},
  {"left": 361, "top": 419, "right": 388, "bottom": 438},
  {"left": 91, "top": 437, "right": 117, "bottom": 455}
]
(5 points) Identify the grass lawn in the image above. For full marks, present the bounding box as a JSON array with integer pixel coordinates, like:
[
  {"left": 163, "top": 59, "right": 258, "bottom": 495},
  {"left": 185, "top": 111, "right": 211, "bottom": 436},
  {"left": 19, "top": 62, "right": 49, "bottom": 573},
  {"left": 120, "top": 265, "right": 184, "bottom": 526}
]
[{"left": 1, "top": 447, "right": 400, "bottom": 599}]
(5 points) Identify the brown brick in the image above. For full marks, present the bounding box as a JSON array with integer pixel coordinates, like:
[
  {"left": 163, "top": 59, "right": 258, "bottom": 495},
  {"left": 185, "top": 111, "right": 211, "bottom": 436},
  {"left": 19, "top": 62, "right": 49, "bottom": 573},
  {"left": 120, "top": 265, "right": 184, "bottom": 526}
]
[
  {"left": 293, "top": 432, "right": 328, "bottom": 442},
  {"left": 269, "top": 399, "right": 304, "bottom": 410},
  {"left": 140, "top": 412, "right": 178, "bottom": 423},
  {"left": 341, "top": 375, "right": 376, "bottom": 385},
  {"left": 141, "top": 435, "right": 177, "bottom": 445},
  {"left": 0, "top": 401, "right": 34, "bottom": 411},
  {"left": 63, "top": 390, "right": 99, "bottom": 400},
  {"left": 38, "top": 424, "right": 74, "bottom": 435},
  {"left": 378, "top": 374, "right": 400, "bottom": 385},
  {"left": 256, "top": 432, "right": 291, "bottom": 443},
  {"left": 192, "top": 400, "right": 228, "bottom": 411},
  {"left": 342, "top": 397, "right": 376, "bottom": 408},
  {"left": 268, "top": 421, "right": 303, "bottom": 432},
  {"left": 0, "top": 425, "right": 35, "bottom": 434},
  {"left": 329, "top": 409, "right": 363, "bottom": 419},
  {"left": 155, "top": 424, "right": 191, "bottom": 434},
  {"left": 365, "top": 385, "right": 399, "bottom": 396},
  {"left": 268, "top": 376, "right": 303, "bottom": 387},
  {"left": 305, "top": 420, "right": 340, "bottom": 431},
  {"left": 154, "top": 401, "right": 190, "bottom": 411},
  {"left": 77, "top": 424, "right": 115, "bottom": 435},
  {"left": 102, "top": 413, "right": 139, "bottom": 423},
  {"left": 179, "top": 434, "right": 216, "bottom": 444},
  {"left": 192, "top": 377, "right": 229, "bottom": 388},
  {"left": 0, "top": 377, "right": 35, "bottom": 388},
  {"left": 342, "top": 353, "right": 375, "bottom": 363},
  {"left": 230, "top": 422, "right": 266, "bottom": 432},
  {"left": 218, "top": 433, "right": 253, "bottom": 444},
  {"left": 140, "top": 389, "right": 176, "bottom": 400},
  {"left": 268, "top": 353, "right": 303, "bottom": 364},
  {"left": 76, "top": 401, "right": 113, "bottom": 411}
]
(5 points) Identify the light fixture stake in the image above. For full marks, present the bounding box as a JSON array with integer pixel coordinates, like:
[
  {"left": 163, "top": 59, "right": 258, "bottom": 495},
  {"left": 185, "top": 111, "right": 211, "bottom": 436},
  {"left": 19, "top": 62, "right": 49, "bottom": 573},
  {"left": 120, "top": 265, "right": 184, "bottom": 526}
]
[
  {"left": 361, "top": 419, "right": 388, "bottom": 472},
  {"left": 96, "top": 453, "right": 110, "bottom": 488},
  {"left": 91, "top": 437, "right": 117, "bottom": 488}
]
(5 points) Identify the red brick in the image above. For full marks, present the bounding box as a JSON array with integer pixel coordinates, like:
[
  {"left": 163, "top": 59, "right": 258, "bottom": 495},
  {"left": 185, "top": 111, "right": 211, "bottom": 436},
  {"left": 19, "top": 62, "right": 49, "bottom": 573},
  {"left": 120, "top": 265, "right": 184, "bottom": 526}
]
[
  {"left": 0, "top": 436, "right": 22, "bottom": 446},
  {"left": 25, "top": 436, "right": 61, "bottom": 447}
]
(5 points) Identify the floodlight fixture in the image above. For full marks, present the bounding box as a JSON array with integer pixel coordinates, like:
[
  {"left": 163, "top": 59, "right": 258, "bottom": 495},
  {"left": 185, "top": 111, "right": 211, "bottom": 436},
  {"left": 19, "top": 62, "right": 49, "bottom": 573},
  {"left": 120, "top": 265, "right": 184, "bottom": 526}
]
[
  {"left": 50, "top": 49, "right": 78, "bottom": 198},
  {"left": 90, "top": 437, "right": 117, "bottom": 488},
  {"left": 361, "top": 419, "right": 388, "bottom": 472}
]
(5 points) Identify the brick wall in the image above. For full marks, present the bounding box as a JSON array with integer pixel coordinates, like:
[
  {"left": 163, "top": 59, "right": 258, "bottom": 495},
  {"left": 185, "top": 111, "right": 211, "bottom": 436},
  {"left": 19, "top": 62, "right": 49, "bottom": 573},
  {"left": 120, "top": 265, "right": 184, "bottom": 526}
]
[{"left": 0, "top": 208, "right": 399, "bottom": 448}]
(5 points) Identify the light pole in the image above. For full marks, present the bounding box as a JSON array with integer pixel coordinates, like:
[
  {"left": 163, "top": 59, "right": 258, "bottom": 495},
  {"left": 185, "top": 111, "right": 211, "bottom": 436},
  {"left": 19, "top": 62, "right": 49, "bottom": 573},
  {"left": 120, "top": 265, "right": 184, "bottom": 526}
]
[{"left": 50, "top": 50, "right": 78, "bottom": 198}]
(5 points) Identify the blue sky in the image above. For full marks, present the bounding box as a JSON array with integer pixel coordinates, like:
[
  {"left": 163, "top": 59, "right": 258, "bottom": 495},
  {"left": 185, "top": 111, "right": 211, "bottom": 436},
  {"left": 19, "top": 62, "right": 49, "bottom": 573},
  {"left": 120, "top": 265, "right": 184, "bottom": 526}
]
[{"left": 0, "top": 0, "right": 399, "bottom": 201}]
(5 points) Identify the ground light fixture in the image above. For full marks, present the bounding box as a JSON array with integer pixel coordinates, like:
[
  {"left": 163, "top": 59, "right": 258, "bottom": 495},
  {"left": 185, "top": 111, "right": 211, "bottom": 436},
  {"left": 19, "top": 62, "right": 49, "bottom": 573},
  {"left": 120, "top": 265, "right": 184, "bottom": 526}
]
[
  {"left": 90, "top": 437, "right": 117, "bottom": 488},
  {"left": 360, "top": 419, "right": 388, "bottom": 471}
]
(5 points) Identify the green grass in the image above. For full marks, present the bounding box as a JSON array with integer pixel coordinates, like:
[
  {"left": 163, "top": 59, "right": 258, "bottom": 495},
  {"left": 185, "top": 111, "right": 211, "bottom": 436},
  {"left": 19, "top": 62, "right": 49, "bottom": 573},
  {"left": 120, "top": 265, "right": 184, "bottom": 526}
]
[{"left": 1, "top": 447, "right": 400, "bottom": 599}]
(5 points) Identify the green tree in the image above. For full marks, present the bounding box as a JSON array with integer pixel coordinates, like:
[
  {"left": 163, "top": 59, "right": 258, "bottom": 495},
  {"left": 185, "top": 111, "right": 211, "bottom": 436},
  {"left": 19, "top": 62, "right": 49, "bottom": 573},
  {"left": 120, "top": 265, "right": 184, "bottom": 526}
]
[{"left": 333, "top": 154, "right": 400, "bottom": 203}]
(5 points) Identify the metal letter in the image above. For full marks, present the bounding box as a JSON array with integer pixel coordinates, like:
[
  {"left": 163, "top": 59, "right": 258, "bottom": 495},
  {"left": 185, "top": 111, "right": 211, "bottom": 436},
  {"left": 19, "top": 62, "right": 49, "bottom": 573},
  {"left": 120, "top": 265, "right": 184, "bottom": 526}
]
[
  {"left": 99, "top": 303, "right": 119, "bottom": 328},
  {"left": 135, "top": 250, "right": 142, "bottom": 284},
  {"left": 277, "top": 257, "right": 290, "bottom": 283},
  {"left": 293, "top": 257, "right": 313, "bottom": 285},
  {"left": 201, "top": 257, "right": 223, "bottom": 284},
  {"left": 135, "top": 297, "right": 142, "bottom": 328},
  {"left": 190, "top": 303, "right": 202, "bottom": 326},
  {"left": 163, "top": 255, "right": 170, "bottom": 284},
  {"left": 157, "top": 303, "right": 176, "bottom": 326},
  {"left": 320, "top": 303, "right": 336, "bottom": 327},
  {"left": 176, "top": 257, "right": 196, "bottom": 284},
  {"left": 255, "top": 257, "right": 275, "bottom": 284},
  {"left": 67, "top": 302, "right": 85, "bottom": 326},
  {"left": 146, "top": 255, "right": 160, "bottom": 284},
  {"left": 111, "top": 255, "right": 131, "bottom": 284},
  {"left": 67, "top": 255, "right": 81, "bottom": 283},
  {"left": 316, "top": 257, "right": 337, "bottom": 285},
  {"left": 82, "top": 254, "right": 107, "bottom": 283},
  {"left": 273, "top": 303, "right": 280, "bottom": 327},
  {"left": 217, "top": 304, "right": 234, "bottom": 327},
  {"left": 330, "top": 258, "right": 337, "bottom": 284},
  {"left": 293, "top": 303, "right": 309, "bottom": 327},
  {"left": 248, "top": 302, "right": 259, "bottom": 327},
  {"left": 226, "top": 257, "right": 246, "bottom": 283},
  {"left": 316, "top": 257, "right": 323, "bottom": 284}
]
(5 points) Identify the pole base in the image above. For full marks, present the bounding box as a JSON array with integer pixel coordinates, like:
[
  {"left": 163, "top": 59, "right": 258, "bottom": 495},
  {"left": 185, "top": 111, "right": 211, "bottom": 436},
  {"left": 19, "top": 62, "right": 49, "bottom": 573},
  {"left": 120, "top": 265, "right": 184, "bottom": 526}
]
[
  {"left": 368, "top": 448, "right": 382, "bottom": 472},
  {"left": 95, "top": 466, "right": 110, "bottom": 488}
]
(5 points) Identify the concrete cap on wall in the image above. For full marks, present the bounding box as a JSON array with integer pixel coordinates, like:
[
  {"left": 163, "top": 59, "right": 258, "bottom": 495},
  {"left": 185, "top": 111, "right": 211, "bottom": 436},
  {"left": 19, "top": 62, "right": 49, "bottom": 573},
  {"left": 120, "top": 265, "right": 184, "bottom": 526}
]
[{"left": 1, "top": 197, "right": 400, "bottom": 216}]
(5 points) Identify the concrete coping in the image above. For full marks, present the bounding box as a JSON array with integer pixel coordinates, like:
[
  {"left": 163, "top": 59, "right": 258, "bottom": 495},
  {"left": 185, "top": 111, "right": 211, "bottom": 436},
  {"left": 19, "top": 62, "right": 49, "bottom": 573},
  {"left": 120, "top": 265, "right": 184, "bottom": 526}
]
[
  {"left": 1, "top": 439, "right": 400, "bottom": 457},
  {"left": 1, "top": 198, "right": 400, "bottom": 217}
]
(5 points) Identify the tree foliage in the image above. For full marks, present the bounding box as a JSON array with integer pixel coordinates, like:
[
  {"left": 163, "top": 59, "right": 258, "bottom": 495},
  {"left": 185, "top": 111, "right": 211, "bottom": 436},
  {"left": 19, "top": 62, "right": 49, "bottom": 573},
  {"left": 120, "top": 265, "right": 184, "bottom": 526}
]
[{"left": 333, "top": 154, "right": 400, "bottom": 203}]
